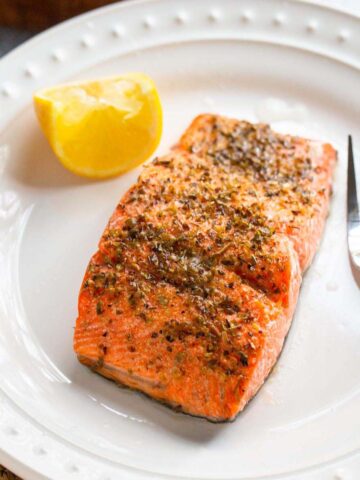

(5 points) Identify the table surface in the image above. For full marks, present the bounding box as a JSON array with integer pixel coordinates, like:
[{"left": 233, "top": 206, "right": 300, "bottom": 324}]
[
  {"left": 0, "top": 466, "right": 21, "bottom": 479},
  {"left": 0, "top": 0, "right": 358, "bottom": 478}
]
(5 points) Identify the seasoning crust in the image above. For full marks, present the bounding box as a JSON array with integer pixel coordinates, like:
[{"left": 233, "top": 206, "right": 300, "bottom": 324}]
[{"left": 74, "top": 114, "right": 336, "bottom": 421}]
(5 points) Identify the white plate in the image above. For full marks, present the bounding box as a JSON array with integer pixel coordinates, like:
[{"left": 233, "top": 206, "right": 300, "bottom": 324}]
[{"left": 0, "top": 0, "right": 359, "bottom": 479}]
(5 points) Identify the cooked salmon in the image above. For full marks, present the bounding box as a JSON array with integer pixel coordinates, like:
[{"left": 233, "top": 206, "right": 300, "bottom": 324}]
[
  {"left": 177, "top": 114, "right": 336, "bottom": 271},
  {"left": 74, "top": 114, "right": 336, "bottom": 421}
]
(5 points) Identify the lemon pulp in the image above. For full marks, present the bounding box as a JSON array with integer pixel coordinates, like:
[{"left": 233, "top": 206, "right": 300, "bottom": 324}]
[{"left": 34, "top": 73, "right": 162, "bottom": 178}]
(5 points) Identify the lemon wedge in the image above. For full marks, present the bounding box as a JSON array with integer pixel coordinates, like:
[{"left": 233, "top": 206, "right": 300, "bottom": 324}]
[{"left": 33, "top": 73, "right": 162, "bottom": 178}]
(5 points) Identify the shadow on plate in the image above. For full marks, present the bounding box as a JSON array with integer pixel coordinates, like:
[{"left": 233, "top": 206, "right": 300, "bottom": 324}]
[
  {"left": 70, "top": 363, "right": 234, "bottom": 444},
  {"left": 2, "top": 108, "right": 99, "bottom": 189},
  {"left": 9, "top": 124, "right": 93, "bottom": 188}
]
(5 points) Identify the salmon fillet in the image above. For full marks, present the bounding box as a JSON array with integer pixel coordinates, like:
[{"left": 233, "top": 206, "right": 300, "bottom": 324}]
[
  {"left": 74, "top": 114, "right": 336, "bottom": 421},
  {"left": 177, "top": 114, "right": 336, "bottom": 271}
]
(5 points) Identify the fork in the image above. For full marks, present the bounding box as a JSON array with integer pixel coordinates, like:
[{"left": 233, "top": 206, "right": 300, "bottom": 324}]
[{"left": 347, "top": 135, "right": 360, "bottom": 270}]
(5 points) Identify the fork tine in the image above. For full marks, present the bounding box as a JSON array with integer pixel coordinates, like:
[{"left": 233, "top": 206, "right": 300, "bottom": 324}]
[{"left": 348, "top": 135, "right": 359, "bottom": 220}]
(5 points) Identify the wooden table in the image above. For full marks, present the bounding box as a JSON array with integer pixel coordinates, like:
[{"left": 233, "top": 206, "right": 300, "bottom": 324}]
[
  {"left": 0, "top": 0, "right": 119, "bottom": 30},
  {"left": 0, "top": 466, "right": 21, "bottom": 479}
]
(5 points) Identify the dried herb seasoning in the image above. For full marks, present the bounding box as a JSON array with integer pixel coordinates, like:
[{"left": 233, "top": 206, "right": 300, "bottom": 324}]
[{"left": 80, "top": 116, "right": 326, "bottom": 379}]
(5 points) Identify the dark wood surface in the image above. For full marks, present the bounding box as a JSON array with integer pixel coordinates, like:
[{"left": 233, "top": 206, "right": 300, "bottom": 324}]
[
  {"left": 0, "top": 466, "right": 21, "bottom": 479},
  {"left": 0, "top": 0, "right": 120, "bottom": 30}
]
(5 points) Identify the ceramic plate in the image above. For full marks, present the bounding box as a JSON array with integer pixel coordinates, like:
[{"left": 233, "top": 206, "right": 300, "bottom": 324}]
[{"left": 0, "top": 0, "right": 359, "bottom": 479}]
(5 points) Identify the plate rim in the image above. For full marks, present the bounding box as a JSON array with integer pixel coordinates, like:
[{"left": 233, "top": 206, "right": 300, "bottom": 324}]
[
  {"left": 0, "top": 0, "right": 359, "bottom": 479},
  {"left": 0, "top": 0, "right": 358, "bottom": 69},
  {"left": 0, "top": 0, "right": 358, "bottom": 67}
]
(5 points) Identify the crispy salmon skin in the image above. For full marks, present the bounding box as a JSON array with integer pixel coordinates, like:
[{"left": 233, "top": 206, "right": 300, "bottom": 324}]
[{"left": 74, "top": 114, "right": 336, "bottom": 421}]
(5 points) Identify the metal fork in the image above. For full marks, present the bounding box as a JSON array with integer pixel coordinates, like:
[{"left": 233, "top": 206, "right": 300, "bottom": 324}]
[{"left": 347, "top": 136, "right": 360, "bottom": 270}]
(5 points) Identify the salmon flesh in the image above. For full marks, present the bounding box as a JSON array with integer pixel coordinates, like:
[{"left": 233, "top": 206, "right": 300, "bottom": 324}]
[{"left": 74, "top": 114, "right": 336, "bottom": 421}]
